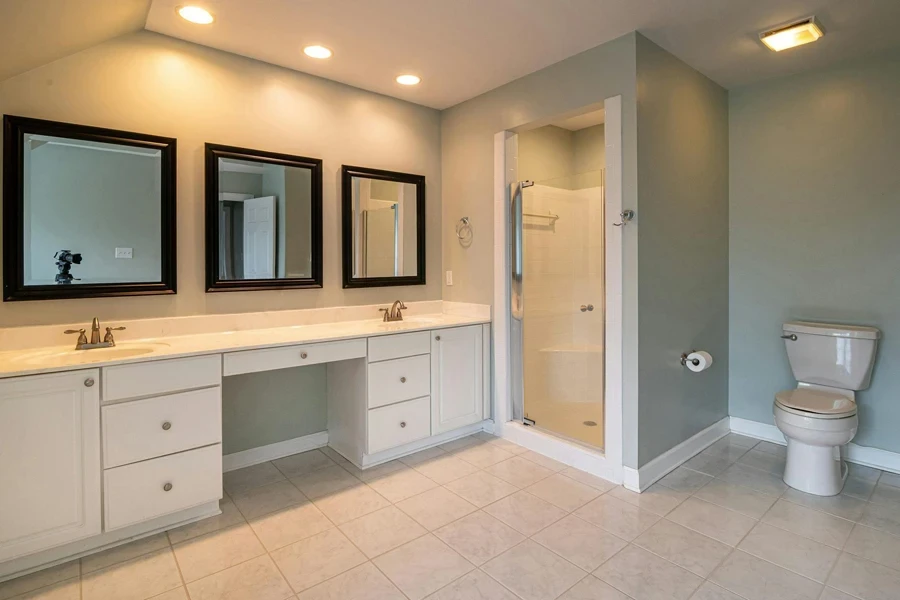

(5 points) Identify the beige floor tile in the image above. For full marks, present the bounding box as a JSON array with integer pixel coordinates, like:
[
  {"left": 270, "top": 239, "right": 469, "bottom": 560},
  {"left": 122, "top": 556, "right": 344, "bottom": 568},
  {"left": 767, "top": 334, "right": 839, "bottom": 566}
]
[
  {"left": 842, "top": 475, "right": 878, "bottom": 501},
  {"left": 558, "top": 575, "right": 631, "bottom": 600},
  {"left": 710, "top": 550, "right": 822, "bottom": 600},
  {"left": 340, "top": 460, "right": 407, "bottom": 482},
  {"left": 488, "top": 438, "right": 530, "bottom": 455},
  {"left": 738, "top": 523, "right": 839, "bottom": 582},
  {"left": 172, "top": 523, "right": 265, "bottom": 582},
  {"left": 595, "top": 544, "right": 701, "bottom": 600},
  {"left": 248, "top": 500, "right": 334, "bottom": 551},
  {"left": 819, "top": 587, "right": 861, "bottom": 600},
  {"left": 484, "top": 491, "right": 567, "bottom": 536},
  {"left": 721, "top": 433, "right": 759, "bottom": 448},
  {"left": 434, "top": 511, "right": 525, "bottom": 566},
  {"left": 311, "top": 483, "right": 391, "bottom": 524},
  {"left": 519, "top": 451, "right": 568, "bottom": 472},
  {"left": 849, "top": 464, "right": 882, "bottom": 482},
  {"left": 737, "top": 449, "right": 787, "bottom": 475},
  {"left": 532, "top": 514, "right": 627, "bottom": 572},
  {"left": 0, "top": 562, "right": 80, "bottom": 600},
  {"left": 230, "top": 480, "right": 307, "bottom": 520},
  {"left": 753, "top": 441, "right": 788, "bottom": 458},
  {"left": 878, "top": 471, "right": 900, "bottom": 487},
  {"left": 607, "top": 484, "right": 689, "bottom": 516},
  {"left": 437, "top": 436, "right": 481, "bottom": 453},
  {"left": 290, "top": 465, "right": 360, "bottom": 500},
  {"left": 483, "top": 540, "right": 586, "bottom": 600},
  {"left": 701, "top": 440, "right": 752, "bottom": 463},
  {"left": 717, "top": 463, "right": 788, "bottom": 496},
  {"left": 319, "top": 446, "right": 351, "bottom": 466},
  {"left": 294, "top": 562, "right": 405, "bottom": 600},
  {"left": 690, "top": 581, "right": 745, "bottom": 600},
  {"left": 269, "top": 528, "right": 367, "bottom": 593},
  {"left": 81, "top": 533, "right": 170, "bottom": 574},
  {"left": 658, "top": 467, "right": 714, "bottom": 493},
  {"left": 828, "top": 553, "right": 900, "bottom": 600},
  {"left": 635, "top": 519, "right": 731, "bottom": 578},
  {"left": 484, "top": 456, "right": 554, "bottom": 488},
  {"left": 683, "top": 453, "right": 734, "bottom": 477},
  {"left": 781, "top": 487, "right": 867, "bottom": 521},
  {"left": 223, "top": 462, "right": 285, "bottom": 495},
  {"left": 5, "top": 578, "right": 80, "bottom": 600},
  {"left": 869, "top": 482, "right": 900, "bottom": 508},
  {"left": 762, "top": 499, "right": 854, "bottom": 549},
  {"left": 366, "top": 467, "right": 438, "bottom": 503},
  {"left": 148, "top": 589, "right": 188, "bottom": 600},
  {"left": 167, "top": 496, "right": 245, "bottom": 545},
  {"left": 451, "top": 444, "right": 515, "bottom": 468},
  {"left": 186, "top": 555, "right": 292, "bottom": 600},
  {"left": 425, "top": 569, "right": 519, "bottom": 600},
  {"left": 396, "top": 487, "right": 477, "bottom": 530},
  {"left": 559, "top": 468, "right": 617, "bottom": 493},
  {"left": 82, "top": 548, "right": 183, "bottom": 600},
  {"left": 411, "top": 455, "right": 479, "bottom": 484},
  {"left": 444, "top": 471, "right": 519, "bottom": 507},
  {"left": 859, "top": 501, "right": 900, "bottom": 537},
  {"left": 272, "top": 450, "right": 336, "bottom": 478},
  {"left": 668, "top": 497, "right": 757, "bottom": 546},
  {"left": 339, "top": 506, "right": 427, "bottom": 558},
  {"left": 574, "top": 495, "right": 661, "bottom": 541},
  {"left": 693, "top": 479, "right": 778, "bottom": 519},
  {"left": 398, "top": 446, "right": 448, "bottom": 467},
  {"left": 373, "top": 534, "right": 474, "bottom": 600},
  {"left": 844, "top": 524, "right": 900, "bottom": 571},
  {"left": 526, "top": 473, "right": 601, "bottom": 512}
]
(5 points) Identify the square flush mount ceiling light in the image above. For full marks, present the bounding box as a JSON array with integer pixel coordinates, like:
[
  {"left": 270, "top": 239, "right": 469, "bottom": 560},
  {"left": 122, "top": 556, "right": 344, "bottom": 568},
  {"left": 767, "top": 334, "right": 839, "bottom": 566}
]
[{"left": 760, "top": 17, "right": 824, "bottom": 52}]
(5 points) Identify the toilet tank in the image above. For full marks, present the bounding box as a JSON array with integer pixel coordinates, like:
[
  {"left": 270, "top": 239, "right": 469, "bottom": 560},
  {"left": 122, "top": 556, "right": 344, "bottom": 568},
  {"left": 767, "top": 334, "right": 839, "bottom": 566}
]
[{"left": 783, "top": 321, "right": 881, "bottom": 390}]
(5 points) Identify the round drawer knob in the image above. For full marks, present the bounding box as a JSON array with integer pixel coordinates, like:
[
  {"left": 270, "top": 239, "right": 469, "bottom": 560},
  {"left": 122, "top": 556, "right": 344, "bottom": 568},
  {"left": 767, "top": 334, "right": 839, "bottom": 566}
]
[
  {"left": 163, "top": 483, "right": 173, "bottom": 492},
  {"left": 400, "top": 376, "right": 407, "bottom": 383},
  {"left": 84, "top": 378, "right": 95, "bottom": 388},
  {"left": 400, "top": 421, "right": 407, "bottom": 428},
  {"left": 301, "top": 352, "right": 308, "bottom": 359},
  {"left": 435, "top": 335, "right": 441, "bottom": 341},
  {"left": 162, "top": 421, "right": 172, "bottom": 431}
]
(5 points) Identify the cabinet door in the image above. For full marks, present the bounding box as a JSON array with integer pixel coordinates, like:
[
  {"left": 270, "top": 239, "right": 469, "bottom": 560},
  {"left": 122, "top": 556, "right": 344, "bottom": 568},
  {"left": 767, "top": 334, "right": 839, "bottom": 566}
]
[
  {"left": 431, "top": 325, "right": 484, "bottom": 434},
  {"left": 0, "top": 370, "right": 101, "bottom": 562}
]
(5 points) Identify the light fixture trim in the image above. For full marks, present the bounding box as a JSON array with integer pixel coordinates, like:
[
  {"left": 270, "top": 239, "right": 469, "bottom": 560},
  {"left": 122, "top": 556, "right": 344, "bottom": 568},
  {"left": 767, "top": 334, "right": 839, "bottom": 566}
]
[
  {"left": 396, "top": 74, "right": 421, "bottom": 86},
  {"left": 760, "top": 16, "right": 824, "bottom": 52},
  {"left": 177, "top": 5, "right": 215, "bottom": 25},
  {"left": 303, "top": 45, "right": 333, "bottom": 59}
]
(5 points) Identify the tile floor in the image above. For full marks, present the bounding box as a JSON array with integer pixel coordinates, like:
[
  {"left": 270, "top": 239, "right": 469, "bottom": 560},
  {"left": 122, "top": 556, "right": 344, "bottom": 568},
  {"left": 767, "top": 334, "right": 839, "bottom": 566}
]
[{"left": 3, "top": 432, "right": 900, "bottom": 600}]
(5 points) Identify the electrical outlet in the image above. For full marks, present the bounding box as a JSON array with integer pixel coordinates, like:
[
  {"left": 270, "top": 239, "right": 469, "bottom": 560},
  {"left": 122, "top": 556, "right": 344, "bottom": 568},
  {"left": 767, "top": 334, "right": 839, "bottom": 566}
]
[
  {"left": 445, "top": 270, "right": 453, "bottom": 286},
  {"left": 115, "top": 247, "right": 133, "bottom": 259}
]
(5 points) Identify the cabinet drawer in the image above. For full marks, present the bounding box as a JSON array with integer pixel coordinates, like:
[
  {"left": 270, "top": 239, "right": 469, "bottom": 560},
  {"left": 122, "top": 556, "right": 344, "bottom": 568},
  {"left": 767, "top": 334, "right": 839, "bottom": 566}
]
[
  {"left": 368, "top": 331, "right": 430, "bottom": 363},
  {"left": 367, "top": 355, "right": 430, "bottom": 409},
  {"left": 104, "top": 444, "right": 222, "bottom": 531},
  {"left": 102, "top": 387, "right": 222, "bottom": 468},
  {"left": 224, "top": 339, "right": 366, "bottom": 376},
  {"left": 367, "top": 396, "right": 430, "bottom": 454},
  {"left": 103, "top": 355, "right": 221, "bottom": 402}
]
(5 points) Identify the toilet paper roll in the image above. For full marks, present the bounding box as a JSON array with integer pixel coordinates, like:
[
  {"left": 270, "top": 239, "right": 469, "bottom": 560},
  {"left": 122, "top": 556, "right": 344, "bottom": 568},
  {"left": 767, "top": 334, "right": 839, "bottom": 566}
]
[{"left": 686, "top": 351, "right": 713, "bottom": 373}]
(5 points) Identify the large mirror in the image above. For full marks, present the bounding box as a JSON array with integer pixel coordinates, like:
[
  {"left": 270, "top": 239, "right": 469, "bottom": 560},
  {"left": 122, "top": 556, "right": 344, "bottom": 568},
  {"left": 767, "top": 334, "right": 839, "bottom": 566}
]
[
  {"left": 205, "top": 144, "right": 323, "bottom": 292},
  {"left": 341, "top": 165, "right": 425, "bottom": 288},
  {"left": 2, "top": 115, "right": 176, "bottom": 301}
]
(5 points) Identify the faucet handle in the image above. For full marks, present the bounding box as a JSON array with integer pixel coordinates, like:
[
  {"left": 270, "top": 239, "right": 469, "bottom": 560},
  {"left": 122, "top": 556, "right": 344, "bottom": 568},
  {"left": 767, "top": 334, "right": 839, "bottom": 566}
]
[
  {"left": 379, "top": 308, "right": 390, "bottom": 322},
  {"left": 104, "top": 326, "right": 126, "bottom": 345},
  {"left": 64, "top": 329, "right": 88, "bottom": 346}
]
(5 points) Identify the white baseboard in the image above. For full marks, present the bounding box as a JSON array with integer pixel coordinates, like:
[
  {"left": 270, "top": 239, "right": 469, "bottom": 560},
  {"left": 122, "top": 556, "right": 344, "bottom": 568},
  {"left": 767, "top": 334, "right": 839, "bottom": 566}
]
[
  {"left": 729, "top": 417, "right": 900, "bottom": 475},
  {"left": 624, "top": 417, "right": 731, "bottom": 492},
  {"left": 223, "top": 432, "right": 328, "bottom": 472}
]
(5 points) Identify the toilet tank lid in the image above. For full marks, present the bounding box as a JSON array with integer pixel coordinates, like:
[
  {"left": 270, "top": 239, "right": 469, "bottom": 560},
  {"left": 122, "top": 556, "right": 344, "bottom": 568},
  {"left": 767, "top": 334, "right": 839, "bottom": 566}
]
[{"left": 783, "top": 321, "right": 881, "bottom": 340}]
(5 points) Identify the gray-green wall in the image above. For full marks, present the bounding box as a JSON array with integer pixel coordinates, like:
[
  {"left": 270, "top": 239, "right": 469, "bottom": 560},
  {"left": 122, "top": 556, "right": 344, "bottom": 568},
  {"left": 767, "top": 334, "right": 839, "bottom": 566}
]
[
  {"left": 729, "top": 51, "right": 900, "bottom": 452},
  {"left": 635, "top": 35, "right": 730, "bottom": 466}
]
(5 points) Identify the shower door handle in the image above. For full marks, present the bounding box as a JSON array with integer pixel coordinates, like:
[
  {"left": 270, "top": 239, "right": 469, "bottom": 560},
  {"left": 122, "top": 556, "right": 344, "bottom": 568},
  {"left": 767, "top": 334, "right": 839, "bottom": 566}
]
[{"left": 510, "top": 180, "right": 533, "bottom": 322}]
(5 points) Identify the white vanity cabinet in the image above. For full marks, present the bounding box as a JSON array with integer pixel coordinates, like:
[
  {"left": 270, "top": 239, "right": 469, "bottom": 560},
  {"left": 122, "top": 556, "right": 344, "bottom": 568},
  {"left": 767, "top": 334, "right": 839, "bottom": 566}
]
[
  {"left": 0, "top": 370, "right": 101, "bottom": 563},
  {"left": 431, "top": 325, "right": 487, "bottom": 434}
]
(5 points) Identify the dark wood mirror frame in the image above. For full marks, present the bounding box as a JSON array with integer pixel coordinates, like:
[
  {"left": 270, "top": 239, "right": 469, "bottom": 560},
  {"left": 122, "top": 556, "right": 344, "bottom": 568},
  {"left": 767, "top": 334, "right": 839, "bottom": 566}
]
[
  {"left": 2, "top": 115, "right": 177, "bottom": 302},
  {"left": 341, "top": 165, "right": 426, "bottom": 289},
  {"left": 205, "top": 143, "right": 324, "bottom": 292}
]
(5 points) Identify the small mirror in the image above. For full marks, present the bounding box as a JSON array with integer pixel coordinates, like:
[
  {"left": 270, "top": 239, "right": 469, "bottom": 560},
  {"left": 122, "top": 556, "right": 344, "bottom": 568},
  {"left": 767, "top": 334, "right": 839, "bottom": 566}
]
[
  {"left": 3, "top": 115, "right": 176, "bottom": 301},
  {"left": 205, "top": 144, "right": 323, "bottom": 292},
  {"left": 342, "top": 165, "right": 425, "bottom": 288}
]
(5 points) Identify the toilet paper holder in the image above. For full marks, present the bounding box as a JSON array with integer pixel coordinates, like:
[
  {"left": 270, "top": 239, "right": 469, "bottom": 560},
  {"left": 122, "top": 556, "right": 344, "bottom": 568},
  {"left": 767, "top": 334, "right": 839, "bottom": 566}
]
[{"left": 680, "top": 351, "right": 700, "bottom": 367}]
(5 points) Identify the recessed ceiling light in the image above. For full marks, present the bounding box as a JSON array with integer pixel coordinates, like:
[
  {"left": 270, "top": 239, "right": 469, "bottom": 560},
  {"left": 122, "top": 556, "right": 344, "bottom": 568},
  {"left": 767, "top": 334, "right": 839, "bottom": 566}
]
[
  {"left": 303, "top": 45, "right": 333, "bottom": 59},
  {"left": 177, "top": 6, "right": 214, "bottom": 25},
  {"left": 760, "top": 17, "right": 824, "bottom": 52},
  {"left": 396, "top": 74, "right": 421, "bottom": 86}
]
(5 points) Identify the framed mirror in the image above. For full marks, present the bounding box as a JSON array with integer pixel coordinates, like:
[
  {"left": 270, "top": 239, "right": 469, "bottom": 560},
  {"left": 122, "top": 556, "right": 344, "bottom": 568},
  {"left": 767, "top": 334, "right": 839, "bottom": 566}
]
[
  {"left": 341, "top": 165, "right": 425, "bottom": 288},
  {"left": 205, "top": 144, "right": 323, "bottom": 292},
  {"left": 2, "top": 115, "right": 177, "bottom": 302}
]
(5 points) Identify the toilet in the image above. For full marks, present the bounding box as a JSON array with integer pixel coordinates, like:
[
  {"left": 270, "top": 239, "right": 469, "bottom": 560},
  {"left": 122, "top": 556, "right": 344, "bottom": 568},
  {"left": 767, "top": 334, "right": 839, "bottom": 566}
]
[{"left": 774, "top": 321, "right": 880, "bottom": 496}]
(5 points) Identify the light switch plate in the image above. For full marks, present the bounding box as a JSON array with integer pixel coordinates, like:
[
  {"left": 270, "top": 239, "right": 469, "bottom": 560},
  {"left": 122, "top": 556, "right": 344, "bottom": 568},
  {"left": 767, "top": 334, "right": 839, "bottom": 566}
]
[{"left": 115, "top": 247, "right": 133, "bottom": 259}]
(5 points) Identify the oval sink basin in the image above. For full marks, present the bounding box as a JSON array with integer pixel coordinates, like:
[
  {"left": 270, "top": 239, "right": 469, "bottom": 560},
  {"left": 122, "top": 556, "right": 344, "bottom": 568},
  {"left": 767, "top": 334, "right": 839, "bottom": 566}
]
[{"left": 12, "top": 343, "right": 170, "bottom": 367}]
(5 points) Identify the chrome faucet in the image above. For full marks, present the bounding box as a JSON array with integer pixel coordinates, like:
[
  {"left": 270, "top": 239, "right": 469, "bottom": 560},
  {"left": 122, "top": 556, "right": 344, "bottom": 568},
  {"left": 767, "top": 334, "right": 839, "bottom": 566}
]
[
  {"left": 64, "top": 318, "right": 126, "bottom": 350},
  {"left": 379, "top": 300, "right": 407, "bottom": 322}
]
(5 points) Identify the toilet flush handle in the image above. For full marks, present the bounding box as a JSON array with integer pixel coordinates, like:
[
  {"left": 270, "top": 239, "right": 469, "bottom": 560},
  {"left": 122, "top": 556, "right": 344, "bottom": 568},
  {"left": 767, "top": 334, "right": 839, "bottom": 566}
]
[{"left": 781, "top": 334, "right": 798, "bottom": 341}]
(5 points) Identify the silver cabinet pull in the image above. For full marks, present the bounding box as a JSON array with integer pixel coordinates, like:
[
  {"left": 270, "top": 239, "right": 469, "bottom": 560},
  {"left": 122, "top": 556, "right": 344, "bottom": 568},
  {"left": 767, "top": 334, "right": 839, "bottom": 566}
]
[
  {"left": 435, "top": 335, "right": 441, "bottom": 341},
  {"left": 781, "top": 334, "right": 798, "bottom": 341},
  {"left": 400, "top": 377, "right": 407, "bottom": 383},
  {"left": 84, "top": 378, "right": 95, "bottom": 388},
  {"left": 163, "top": 483, "right": 173, "bottom": 492},
  {"left": 162, "top": 421, "right": 172, "bottom": 431},
  {"left": 580, "top": 304, "right": 594, "bottom": 312},
  {"left": 300, "top": 352, "right": 308, "bottom": 359},
  {"left": 400, "top": 421, "right": 407, "bottom": 428}
]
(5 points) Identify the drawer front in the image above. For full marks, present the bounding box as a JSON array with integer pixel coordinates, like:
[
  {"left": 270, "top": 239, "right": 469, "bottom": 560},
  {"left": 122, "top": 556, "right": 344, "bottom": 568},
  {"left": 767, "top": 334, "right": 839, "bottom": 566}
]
[
  {"left": 104, "top": 444, "right": 222, "bottom": 531},
  {"left": 368, "top": 331, "right": 431, "bottom": 363},
  {"left": 367, "top": 355, "right": 430, "bottom": 409},
  {"left": 103, "top": 355, "right": 221, "bottom": 402},
  {"left": 367, "top": 396, "right": 431, "bottom": 454},
  {"left": 224, "top": 339, "right": 367, "bottom": 376},
  {"left": 102, "top": 387, "right": 222, "bottom": 468}
]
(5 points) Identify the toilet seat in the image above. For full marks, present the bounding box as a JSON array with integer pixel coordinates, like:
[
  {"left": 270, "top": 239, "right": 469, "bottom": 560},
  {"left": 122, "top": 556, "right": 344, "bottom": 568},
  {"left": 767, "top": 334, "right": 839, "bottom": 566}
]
[{"left": 775, "top": 389, "right": 857, "bottom": 419}]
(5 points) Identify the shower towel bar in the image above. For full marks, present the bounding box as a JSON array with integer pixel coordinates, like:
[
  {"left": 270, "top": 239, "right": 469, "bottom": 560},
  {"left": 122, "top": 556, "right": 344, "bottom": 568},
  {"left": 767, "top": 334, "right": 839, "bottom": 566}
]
[{"left": 523, "top": 211, "right": 559, "bottom": 221}]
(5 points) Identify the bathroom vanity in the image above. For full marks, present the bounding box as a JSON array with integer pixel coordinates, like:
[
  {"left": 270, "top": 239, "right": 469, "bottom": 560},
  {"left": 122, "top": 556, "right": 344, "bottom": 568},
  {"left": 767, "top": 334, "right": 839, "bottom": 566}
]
[{"left": 0, "top": 306, "right": 490, "bottom": 580}]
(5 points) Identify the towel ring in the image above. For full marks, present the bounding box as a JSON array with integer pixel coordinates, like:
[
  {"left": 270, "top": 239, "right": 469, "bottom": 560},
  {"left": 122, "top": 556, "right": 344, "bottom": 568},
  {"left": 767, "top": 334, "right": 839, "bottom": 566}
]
[{"left": 455, "top": 217, "right": 473, "bottom": 242}]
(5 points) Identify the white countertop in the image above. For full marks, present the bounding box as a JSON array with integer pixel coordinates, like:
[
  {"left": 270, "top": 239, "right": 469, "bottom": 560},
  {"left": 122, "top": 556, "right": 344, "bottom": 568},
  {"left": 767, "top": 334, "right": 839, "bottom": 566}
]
[{"left": 0, "top": 312, "right": 490, "bottom": 379}]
